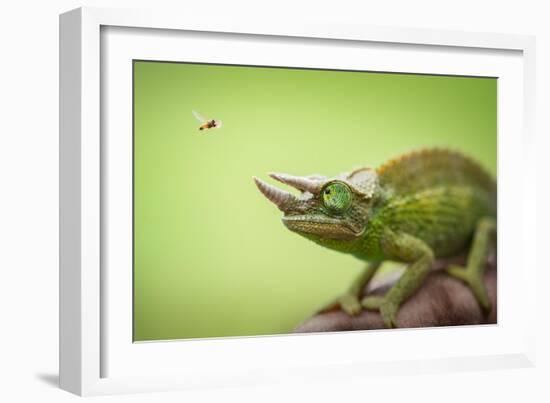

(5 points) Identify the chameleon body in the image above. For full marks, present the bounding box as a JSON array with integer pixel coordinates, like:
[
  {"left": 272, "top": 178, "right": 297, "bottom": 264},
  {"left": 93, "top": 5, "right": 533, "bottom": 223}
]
[{"left": 253, "top": 148, "right": 496, "bottom": 328}]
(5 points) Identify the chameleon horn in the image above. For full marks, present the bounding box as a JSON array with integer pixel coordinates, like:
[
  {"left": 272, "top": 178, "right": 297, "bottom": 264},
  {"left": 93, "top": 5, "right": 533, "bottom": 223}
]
[
  {"left": 253, "top": 176, "right": 297, "bottom": 211},
  {"left": 268, "top": 172, "right": 320, "bottom": 194}
]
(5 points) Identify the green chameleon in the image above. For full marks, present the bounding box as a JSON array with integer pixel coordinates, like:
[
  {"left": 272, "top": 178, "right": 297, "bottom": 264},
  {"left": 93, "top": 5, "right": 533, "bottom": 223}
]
[{"left": 253, "top": 148, "right": 496, "bottom": 328}]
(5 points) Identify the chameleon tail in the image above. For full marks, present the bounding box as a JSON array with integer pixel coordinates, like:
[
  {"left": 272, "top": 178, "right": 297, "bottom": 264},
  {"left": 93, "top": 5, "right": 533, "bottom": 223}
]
[{"left": 446, "top": 217, "right": 496, "bottom": 313}]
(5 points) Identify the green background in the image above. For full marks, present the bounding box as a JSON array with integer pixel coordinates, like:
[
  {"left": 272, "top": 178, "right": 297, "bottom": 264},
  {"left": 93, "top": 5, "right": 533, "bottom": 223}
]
[{"left": 133, "top": 61, "right": 497, "bottom": 341}]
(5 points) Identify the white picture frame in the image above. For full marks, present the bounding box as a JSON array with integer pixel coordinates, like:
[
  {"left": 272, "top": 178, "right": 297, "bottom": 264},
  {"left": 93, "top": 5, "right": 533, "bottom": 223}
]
[{"left": 59, "top": 6, "right": 537, "bottom": 396}]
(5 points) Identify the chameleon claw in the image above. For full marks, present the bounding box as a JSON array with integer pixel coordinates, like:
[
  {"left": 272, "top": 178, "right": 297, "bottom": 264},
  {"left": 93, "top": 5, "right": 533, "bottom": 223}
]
[
  {"left": 362, "top": 296, "right": 399, "bottom": 328},
  {"left": 338, "top": 293, "right": 363, "bottom": 316},
  {"left": 361, "top": 295, "right": 385, "bottom": 310},
  {"left": 380, "top": 301, "right": 398, "bottom": 328}
]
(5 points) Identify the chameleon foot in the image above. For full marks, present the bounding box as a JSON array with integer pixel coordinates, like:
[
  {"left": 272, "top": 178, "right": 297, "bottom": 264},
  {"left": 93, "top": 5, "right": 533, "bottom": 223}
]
[
  {"left": 361, "top": 296, "right": 398, "bottom": 328},
  {"left": 338, "top": 293, "right": 363, "bottom": 316},
  {"left": 324, "top": 261, "right": 381, "bottom": 316},
  {"left": 318, "top": 293, "right": 362, "bottom": 315},
  {"left": 380, "top": 300, "right": 398, "bottom": 328},
  {"left": 446, "top": 265, "right": 491, "bottom": 313},
  {"left": 445, "top": 217, "right": 495, "bottom": 313},
  {"left": 361, "top": 295, "right": 384, "bottom": 310}
]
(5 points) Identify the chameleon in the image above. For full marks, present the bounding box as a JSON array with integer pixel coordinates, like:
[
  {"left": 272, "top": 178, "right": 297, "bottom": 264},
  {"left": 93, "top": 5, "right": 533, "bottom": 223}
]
[{"left": 253, "top": 148, "right": 496, "bottom": 328}]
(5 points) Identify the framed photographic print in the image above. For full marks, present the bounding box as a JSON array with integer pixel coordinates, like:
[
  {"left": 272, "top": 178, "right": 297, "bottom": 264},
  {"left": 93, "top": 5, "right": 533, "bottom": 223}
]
[{"left": 60, "top": 7, "right": 537, "bottom": 396}]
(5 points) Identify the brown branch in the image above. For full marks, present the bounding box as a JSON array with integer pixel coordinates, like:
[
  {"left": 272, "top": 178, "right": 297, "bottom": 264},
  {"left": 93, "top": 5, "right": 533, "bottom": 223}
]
[{"left": 294, "top": 258, "right": 496, "bottom": 333}]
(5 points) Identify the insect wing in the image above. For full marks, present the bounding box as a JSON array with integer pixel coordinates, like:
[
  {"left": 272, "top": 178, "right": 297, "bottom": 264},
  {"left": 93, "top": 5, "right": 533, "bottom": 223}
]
[{"left": 192, "top": 110, "right": 206, "bottom": 123}]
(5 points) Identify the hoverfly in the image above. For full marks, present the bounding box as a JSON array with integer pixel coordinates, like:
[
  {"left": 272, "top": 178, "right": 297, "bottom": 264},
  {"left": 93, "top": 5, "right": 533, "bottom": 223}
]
[{"left": 192, "top": 110, "right": 222, "bottom": 131}]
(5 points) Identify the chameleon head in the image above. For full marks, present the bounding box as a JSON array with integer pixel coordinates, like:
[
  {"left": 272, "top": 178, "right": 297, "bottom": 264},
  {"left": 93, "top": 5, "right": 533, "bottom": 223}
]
[{"left": 253, "top": 168, "right": 379, "bottom": 247}]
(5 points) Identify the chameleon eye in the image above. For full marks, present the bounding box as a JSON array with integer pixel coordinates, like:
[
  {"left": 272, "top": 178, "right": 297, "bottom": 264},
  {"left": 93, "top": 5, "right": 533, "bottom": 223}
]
[{"left": 322, "top": 182, "right": 352, "bottom": 213}]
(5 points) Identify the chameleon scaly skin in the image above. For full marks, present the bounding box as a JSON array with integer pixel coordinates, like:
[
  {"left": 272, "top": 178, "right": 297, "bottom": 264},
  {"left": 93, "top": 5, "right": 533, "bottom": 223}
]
[{"left": 253, "top": 148, "right": 496, "bottom": 328}]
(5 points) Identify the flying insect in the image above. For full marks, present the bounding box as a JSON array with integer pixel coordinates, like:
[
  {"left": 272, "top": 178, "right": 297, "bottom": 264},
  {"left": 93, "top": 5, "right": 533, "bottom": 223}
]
[{"left": 192, "top": 110, "right": 222, "bottom": 131}]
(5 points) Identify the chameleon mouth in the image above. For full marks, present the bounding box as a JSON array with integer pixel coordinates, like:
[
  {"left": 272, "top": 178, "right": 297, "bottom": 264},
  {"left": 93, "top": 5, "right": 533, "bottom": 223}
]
[{"left": 282, "top": 215, "right": 362, "bottom": 240}]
